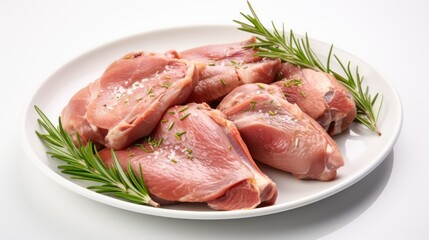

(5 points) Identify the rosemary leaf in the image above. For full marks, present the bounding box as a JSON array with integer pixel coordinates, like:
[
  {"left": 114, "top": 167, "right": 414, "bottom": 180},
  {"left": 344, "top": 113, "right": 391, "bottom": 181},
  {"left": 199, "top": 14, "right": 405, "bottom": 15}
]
[
  {"left": 235, "top": 1, "right": 382, "bottom": 134},
  {"left": 34, "top": 106, "right": 159, "bottom": 207}
]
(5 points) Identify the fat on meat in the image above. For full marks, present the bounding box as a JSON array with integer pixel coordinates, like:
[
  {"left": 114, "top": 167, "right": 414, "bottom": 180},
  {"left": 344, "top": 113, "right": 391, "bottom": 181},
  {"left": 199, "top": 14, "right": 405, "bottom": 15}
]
[
  {"left": 273, "top": 63, "right": 356, "bottom": 135},
  {"left": 218, "top": 83, "right": 344, "bottom": 181},
  {"left": 61, "top": 51, "right": 198, "bottom": 149},
  {"left": 180, "top": 37, "right": 281, "bottom": 103},
  {"left": 99, "top": 103, "right": 277, "bottom": 210}
]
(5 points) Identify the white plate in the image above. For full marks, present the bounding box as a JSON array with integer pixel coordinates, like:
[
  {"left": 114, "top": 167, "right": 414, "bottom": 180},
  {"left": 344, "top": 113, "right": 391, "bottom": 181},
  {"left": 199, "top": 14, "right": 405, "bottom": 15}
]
[{"left": 22, "top": 25, "right": 402, "bottom": 220}]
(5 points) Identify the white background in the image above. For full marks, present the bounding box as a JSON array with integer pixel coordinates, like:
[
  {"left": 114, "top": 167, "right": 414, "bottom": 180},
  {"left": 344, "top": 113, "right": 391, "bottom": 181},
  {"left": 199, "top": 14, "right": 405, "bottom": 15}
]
[{"left": 1, "top": 0, "right": 427, "bottom": 239}]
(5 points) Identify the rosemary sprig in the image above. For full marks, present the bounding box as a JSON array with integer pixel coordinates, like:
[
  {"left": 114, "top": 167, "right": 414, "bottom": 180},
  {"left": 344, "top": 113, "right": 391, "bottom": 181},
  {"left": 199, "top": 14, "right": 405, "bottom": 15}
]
[
  {"left": 34, "top": 106, "right": 159, "bottom": 207},
  {"left": 234, "top": 1, "right": 382, "bottom": 135}
]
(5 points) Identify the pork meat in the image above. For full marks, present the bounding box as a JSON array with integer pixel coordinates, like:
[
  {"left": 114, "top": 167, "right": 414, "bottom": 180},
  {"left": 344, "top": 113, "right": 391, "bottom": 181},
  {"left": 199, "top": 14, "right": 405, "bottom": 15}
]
[
  {"left": 180, "top": 37, "right": 281, "bottom": 103},
  {"left": 273, "top": 62, "right": 356, "bottom": 135},
  {"left": 61, "top": 51, "right": 198, "bottom": 149},
  {"left": 218, "top": 83, "right": 344, "bottom": 181},
  {"left": 99, "top": 103, "right": 277, "bottom": 210}
]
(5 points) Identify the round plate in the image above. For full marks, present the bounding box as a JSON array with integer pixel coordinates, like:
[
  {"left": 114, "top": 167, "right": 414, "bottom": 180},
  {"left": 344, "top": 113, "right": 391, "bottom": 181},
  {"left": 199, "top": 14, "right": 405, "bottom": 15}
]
[{"left": 22, "top": 25, "right": 402, "bottom": 220}]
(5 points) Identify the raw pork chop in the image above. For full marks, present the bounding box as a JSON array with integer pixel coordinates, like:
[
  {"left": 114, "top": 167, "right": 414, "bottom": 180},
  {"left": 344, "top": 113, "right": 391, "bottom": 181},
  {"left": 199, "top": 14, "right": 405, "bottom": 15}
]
[
  {"left": 218, "top": 83, "right": 344, "bottom": 181},
  {"left": 99, "top": 103, "right": 277, "bottom": 210},
  {"left": 61, "top": 51, "right": 198, "bottom": 149},
  {"left": 273, "top": 63, "right": 356, "bottom": 135},
  {"left": 180, "top": 37, "right": 281, "bottom": 103}
]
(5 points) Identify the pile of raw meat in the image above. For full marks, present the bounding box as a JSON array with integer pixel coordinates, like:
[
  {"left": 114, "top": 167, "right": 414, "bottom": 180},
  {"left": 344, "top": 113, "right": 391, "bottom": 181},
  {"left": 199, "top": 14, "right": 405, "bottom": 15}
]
[{"left": 61, "top": 37, "right": 356, "bottom": 210}]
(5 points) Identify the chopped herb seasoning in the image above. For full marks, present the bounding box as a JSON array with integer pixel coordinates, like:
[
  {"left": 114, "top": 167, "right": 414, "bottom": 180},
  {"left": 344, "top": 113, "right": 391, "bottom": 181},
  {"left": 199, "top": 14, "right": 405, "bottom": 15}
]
[
  {"left": 257, "top": 83, "right": 265, "bottom": 89},
  {"left": 146, "top": 136, "right": 163, "bottom": 148},
  {"left": 208, "top": 63, "right": 216, "bottom": 66},
  {"left": 147, "top": 88, "right": 153, "bottom": 94},
  {"left": 156, "top": 138, "right": 163, "bottom": 147},
  {"left": 127, "top": 152, "right": 135, "bottom": 157},
  {"left": 135, "top": 144, "right": 154, "bottom": 153},
  {"left": 136, "top": 96, "right": 143, "bottom": 102},
  {"left": 168, "top": 111, "right": 176, "bottom": 114},
  {"left": 229, "top": 145, "right": 233, "bottom": 151},
  {"left": 171, "top": 158, "right": 177, "bottom": 163},
  {"left": 178, "top": 106, "right": 189, "bottom": 112},
  {"left": 185, "top": 149, "right": 193, "bottom": 159},
  {"left": 283, "top": 79, "right": 302, "bottom": 88},
  {"left": 220, "top": 79, "right": 226, "bottom": 86},
  {"left": 250, "top": 100, "right": 257, "bottom": 111},
  {"left": 230, "top": 60, "right": 243, "bottom": 68},
  {"left": 180, "top": 113, "right": 191, "bottom": 121},
  {"left": 164, "top": 75, "right": 171, "bottom": 79},
  {"left": 161, "top": 82, "right": 172, "bottom": 88},
  {"left": 161, "top": 119, "right": 168, "bottom": 123},
  {"left": 175, "top": 131, "right": 186, "bottom": 140},
  {"left": 268, "top": 110, "right": 277, "bottom": 116},
  {"left": 299, "top": 90, "right": 307, "bottom": 98},
  {"left": 147, "top": 88, "right": 154, "bottom": 97},
  {"left": 168, "top": 122, "right": 175, "bottom": 130}
]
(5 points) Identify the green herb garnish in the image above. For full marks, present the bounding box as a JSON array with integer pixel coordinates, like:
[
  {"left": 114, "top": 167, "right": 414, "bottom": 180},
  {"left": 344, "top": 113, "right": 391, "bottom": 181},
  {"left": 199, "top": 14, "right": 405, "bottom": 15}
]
[
  {"left": 175, "top": 131, "right": 186, "bottom": 140},
  {"left": 34, "top": 106, "right": 158, "bottom": 207},
  {"left": 234, "top": 1, "right": 382, "bottom": 134},
  {"left": 180, "top": 113, "right": 191, "bottom": 121}
]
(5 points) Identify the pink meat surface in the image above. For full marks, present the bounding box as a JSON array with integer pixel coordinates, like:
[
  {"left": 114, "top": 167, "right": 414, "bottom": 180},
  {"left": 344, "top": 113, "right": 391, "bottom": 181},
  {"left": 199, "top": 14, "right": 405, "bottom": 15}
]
[
  {"left": 99, "top": 103, "right": 277, "bottom": 210},
  {"left": 218, "top": 83, "right": 344, "bottom": 181},
  {"left": 61, "top": 51, "right": 198, "bottom": 149},
  {"left": 273, "top": 63, "right": 356, "bottom": 135},
  {"left": 180, "top": 37, "right": 281, "bottom": 103}
]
